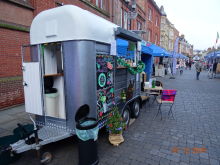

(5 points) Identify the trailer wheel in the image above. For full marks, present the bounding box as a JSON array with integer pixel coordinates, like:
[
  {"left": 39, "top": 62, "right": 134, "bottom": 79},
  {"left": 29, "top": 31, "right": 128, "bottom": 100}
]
[
  {"left": 41, "top": 152, "right": 52, "bottom": 164},
  {"left": 122, "top": 106, "right": 130, "bottom": 127},
  {"left": 131, "top": 100, "right": 140, "bottom": 119}
]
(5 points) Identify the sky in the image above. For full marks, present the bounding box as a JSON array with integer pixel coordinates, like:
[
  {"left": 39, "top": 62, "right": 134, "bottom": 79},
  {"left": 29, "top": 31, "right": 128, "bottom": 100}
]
[{"left": 154, "top": 0, "right": 220, "bottom": 50}]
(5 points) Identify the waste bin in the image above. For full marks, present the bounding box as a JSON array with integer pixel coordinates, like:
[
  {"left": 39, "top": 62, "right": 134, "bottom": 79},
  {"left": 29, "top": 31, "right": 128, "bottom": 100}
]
[
  {"left": 75, "top": 105, "right": 99, "bottom": 165},
  {"left": 45, "top": 88, "right": 59, "bottom": 117},
  {"left": 44, "top": 77, "right": 59, "bottom": 117}
]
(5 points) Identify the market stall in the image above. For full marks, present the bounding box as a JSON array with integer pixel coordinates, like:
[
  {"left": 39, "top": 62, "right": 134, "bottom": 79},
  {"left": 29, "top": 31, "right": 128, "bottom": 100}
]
[{"left": 144, "top": 43, "right": 171, "bottom": 77}]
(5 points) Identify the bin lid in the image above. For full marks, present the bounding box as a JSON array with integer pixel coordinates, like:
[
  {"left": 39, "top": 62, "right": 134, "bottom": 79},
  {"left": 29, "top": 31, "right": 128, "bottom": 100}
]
[
  {"left": 75, "top": 104, "right": 90, "bottom": 123},
  {"left": 45, "top": 88, "right": 57, "bottom": 94}
]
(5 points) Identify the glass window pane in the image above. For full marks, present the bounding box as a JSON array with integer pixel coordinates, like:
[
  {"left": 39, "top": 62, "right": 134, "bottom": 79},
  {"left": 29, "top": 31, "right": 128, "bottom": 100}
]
[{"left": 23, "top": 45, "right": 39, "bottom": 62}]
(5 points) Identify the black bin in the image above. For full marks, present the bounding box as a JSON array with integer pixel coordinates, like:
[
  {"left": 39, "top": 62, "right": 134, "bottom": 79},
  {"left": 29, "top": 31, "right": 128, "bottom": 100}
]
[{"left": 75, "top": 105, "right": 99, "bottom": 165}]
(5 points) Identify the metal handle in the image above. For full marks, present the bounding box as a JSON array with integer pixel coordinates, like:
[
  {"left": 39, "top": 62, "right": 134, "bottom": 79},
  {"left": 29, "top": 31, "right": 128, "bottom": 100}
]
[
  {"left": 21, "top": 66, "right": 25, "bottom": 71},
  {"left": 23, "top": 82, "right": 28, "bottom": 87}
]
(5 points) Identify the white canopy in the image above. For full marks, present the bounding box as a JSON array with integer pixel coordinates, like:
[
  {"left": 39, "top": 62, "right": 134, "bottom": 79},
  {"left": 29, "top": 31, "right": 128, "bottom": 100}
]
[{"left": 30, "top": 5, "right": 118, "bottom": 45}]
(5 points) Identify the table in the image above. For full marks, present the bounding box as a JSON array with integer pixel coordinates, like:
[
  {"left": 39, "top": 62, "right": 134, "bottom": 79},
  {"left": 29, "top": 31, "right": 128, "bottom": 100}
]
[
  {"left": 144, "top": 86, "right": 163, "bottom": 91},
  {"left": 144, "top": 86, "right": 163, "bottom": 104}
]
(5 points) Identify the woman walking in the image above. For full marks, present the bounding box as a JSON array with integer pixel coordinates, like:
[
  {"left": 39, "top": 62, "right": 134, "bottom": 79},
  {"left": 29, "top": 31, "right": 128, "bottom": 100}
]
[{"left": 195, "top": 60, "right": 202, "bottom": 80}]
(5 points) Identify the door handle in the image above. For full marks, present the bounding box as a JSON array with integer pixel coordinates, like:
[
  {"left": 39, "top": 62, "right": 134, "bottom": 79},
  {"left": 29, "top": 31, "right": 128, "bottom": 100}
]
[
  {"left": 23, "top": 82, "right": 28, "bottom": 87},
  {"left": 21, "top": 66, "right": 25, "bottom": 71}
]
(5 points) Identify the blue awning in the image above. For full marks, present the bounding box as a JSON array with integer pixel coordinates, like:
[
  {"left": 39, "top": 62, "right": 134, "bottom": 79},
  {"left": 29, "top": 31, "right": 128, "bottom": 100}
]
[
  {"left": 116, "top": 38, "right": 128, "bottom": 56},
  {"left": 141, "top": 45, "right": 153, "bottom": 55},
  {"left": 170, "top": 52, "right": 188, "bottom": 59},
  {"left": 205, "top": 51, "right": 220, "bottom": 59},
  {"left": 116, "top": 38, "right": 135, "bottom": 59},
  {"left": 143, "top": 42, "right": 171, "bottom": 57}
]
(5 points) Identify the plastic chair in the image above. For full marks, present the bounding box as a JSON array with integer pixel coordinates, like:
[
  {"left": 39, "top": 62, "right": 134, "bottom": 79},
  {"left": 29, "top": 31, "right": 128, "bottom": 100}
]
[{"left": 154, "top": 89, "right": 177, "bottom": 120}]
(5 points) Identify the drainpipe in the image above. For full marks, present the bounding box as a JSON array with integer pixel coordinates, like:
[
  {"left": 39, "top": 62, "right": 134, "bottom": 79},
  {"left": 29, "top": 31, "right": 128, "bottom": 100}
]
[{"left": 112, "top": 0, "right": 114, "bottom": 23}]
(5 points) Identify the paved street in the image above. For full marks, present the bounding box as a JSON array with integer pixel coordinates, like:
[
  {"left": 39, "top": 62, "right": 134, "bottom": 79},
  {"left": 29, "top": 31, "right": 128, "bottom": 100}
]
[{"left": 1, "top": 69, "right": 220, "bottom": 165}]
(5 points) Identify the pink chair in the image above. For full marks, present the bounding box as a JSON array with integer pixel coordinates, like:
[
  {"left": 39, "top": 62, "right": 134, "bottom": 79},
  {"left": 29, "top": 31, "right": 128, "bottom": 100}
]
[{"left": 154, "top": 89, "right": 177, "bottom": 120}]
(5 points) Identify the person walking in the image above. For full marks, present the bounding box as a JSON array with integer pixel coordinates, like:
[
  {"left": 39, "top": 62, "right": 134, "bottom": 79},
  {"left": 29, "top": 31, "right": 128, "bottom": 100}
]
[
  {"left": 195, "top": 60, "right": 202, "bottom": 80},
  {"left": 179, "top": 60, "right": 184, "bottom": 75},
  {"left": 213, "top": 61, "right": 217, "bottom": 78},
  {"left": 189, "top": 60, "right": 192, "bottom": 70}
]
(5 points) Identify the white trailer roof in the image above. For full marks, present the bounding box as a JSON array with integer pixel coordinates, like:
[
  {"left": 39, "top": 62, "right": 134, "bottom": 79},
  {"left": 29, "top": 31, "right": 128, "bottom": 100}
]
[{"left": 30, "top": 5, "right": 118, "bottom": 45}]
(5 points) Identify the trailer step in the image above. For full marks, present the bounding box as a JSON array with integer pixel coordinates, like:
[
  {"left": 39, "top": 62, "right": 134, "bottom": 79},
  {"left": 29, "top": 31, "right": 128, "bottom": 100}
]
[{"left": 11, "top": 126, "right": 71, "bottom": 154}]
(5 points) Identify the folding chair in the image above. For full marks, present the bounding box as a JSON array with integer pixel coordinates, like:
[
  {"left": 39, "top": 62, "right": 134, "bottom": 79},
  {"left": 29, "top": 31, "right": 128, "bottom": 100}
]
[{"left": 154, "top": 89, "right": 177, "bottom": 120}]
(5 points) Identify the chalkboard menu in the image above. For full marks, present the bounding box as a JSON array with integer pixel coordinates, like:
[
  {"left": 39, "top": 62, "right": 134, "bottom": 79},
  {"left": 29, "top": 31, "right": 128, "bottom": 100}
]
[{"left": 96, "top": 55, "right": 115, "bottom": 122}]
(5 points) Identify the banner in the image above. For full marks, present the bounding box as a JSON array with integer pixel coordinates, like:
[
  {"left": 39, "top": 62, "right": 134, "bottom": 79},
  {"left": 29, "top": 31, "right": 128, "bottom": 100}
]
[
  {"left": 172, "top": 37, "right": 179, "bottom": 74},
  {"left": 216, "top": 32, "right": 219, "bottom": 44}
]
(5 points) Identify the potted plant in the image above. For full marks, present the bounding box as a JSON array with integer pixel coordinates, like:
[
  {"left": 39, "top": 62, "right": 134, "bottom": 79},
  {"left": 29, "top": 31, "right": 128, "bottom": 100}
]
[{"left": 106, "top": 106, "right": 125, "bottom": 146}]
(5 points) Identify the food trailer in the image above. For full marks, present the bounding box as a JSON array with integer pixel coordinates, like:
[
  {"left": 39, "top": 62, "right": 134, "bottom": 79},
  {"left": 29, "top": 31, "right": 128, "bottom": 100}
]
[{"left": 7, "top": 5, "right": 145, "bottom": 161}]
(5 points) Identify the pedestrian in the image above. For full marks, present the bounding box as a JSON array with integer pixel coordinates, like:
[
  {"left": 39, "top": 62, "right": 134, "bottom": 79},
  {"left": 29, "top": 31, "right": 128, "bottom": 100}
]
[
  {"left": 188, "top": 61, "right": 192, "bottom": 70},
  {"left": 179, "top": 60, "right": 184, "bottom": 75},
  {"left": 185, "top": 60, "right": 189, "bottom": 70},
  {"left": 212, "top": 61, "right": 217, "bottom": 78},
  {"left": 195, "top": 60, "right": 202, "bottom": 80}
]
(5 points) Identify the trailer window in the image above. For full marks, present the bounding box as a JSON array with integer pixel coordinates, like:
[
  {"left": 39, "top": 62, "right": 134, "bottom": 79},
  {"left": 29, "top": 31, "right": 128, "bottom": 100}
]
[
  {"left": 22, "top": 45, "right": 39, "bottom": 62},
  {"left": 42, "top": 43, "right": 63, "bottom": 75}
]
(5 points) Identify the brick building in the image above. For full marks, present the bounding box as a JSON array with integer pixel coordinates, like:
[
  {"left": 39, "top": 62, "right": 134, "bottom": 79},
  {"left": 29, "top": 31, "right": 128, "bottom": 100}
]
[
  {"left": 0, "top": 0, "right": 142, "bottom": 109},
  {"left": 0, "top": 0, "right": 34, "bottom": 109},
  {"left": 146, "top": 0, "right": 161, "bottom": 46},
  {"left": 0, "top": 0, "right": 114, "bottom": 109},
  {"left": 0, "top": 0, "right": 164, "bottom": 109}
]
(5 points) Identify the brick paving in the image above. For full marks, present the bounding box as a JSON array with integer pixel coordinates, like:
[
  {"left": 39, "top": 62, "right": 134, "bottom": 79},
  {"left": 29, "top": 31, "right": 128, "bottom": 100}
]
[{"left": 1, "top": 69, "right": 220, "bottom": 165}]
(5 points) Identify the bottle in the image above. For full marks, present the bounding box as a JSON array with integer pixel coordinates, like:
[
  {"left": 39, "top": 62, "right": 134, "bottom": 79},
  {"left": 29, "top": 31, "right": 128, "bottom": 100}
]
[
  {"left": 152, "top": 80, "right": 155, "bottom": 88},
  {"left": 121, "top": 90, "right": 126, "bottom": 102}
]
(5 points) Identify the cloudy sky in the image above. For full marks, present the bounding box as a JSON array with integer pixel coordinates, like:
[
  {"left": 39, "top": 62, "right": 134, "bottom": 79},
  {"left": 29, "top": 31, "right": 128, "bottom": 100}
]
[{"left": 154, "top": 0, "right": 220, "bottom": 50}]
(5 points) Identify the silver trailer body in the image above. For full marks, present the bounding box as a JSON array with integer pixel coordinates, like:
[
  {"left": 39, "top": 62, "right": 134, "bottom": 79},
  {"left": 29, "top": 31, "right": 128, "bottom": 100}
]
[{"left": 13, "top": 5, "right": 142, "bottom": 154}]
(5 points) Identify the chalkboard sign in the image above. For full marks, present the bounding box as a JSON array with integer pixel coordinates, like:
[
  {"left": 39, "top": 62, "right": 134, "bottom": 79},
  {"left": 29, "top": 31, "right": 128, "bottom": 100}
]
[{"left": 96, "top": 55, "right": 114, "bottom": 120}]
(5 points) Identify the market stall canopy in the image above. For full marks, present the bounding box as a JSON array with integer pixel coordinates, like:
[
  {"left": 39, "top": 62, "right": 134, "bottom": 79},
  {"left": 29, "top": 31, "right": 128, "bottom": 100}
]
[
  {"left": 205, "top": 50, "right": 220, "bottom": 59},
  {"left": 171, "top": 52, "right": 188, "bottom": 59},
  {"left": 216, "top": 51, "right": 220, "bottom": 58},
  {"left": 177, "top": 53, "right": 188, "bottom": 59},
  {"left": 142, "top": 42, "right": 171, "bottom": 57},
  {"left": 141, "top": 45, "right": 153, "bottom": 55},
  {"left": 30, "top": 5, "right": 119, "bottom": 44}
]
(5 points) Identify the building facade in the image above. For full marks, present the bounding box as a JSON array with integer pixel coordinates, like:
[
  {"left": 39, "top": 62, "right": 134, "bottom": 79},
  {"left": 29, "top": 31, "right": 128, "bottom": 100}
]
[
  {"left": 179, "top": 35, "right": 194, "bottom": 57},
  {"left": 160, "top": 6, "right": 179, "bottom": 52},
  {"left": 146, "top": 0, "right": 161, "bottom": 45}
]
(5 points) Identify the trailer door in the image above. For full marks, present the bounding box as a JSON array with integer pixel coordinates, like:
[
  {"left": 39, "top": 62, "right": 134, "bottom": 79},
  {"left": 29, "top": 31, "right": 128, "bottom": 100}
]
[{"left": 22, "top": 45, "right": 43, "bottom": 115}]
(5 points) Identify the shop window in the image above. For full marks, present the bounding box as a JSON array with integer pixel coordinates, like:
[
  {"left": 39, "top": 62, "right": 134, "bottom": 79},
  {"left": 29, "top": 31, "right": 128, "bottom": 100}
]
[
  {"left": 124, "top": 10, "right": 128, "bottom": 29},
  {"left": 155, "top": 16, "right": 158, "bottom": 26},
  {"left": 137, "top": 21, "right": 142, "bottom": 30},
  {"left": 55, "top": 1, "right": 64, "bottom": 6},
  {"left": 128, "top": 19, "right": 132, "bottom": 30},
  {"left": 120, "top": 8, "right": 123, "bottom": 27},
  {"left": 155, "top": 34, "right": 158, "bottom": 44},
  {"left": 148, "top": 29, "right": 152, "bottom": 42},
  {"left": 148, "top": 8, "right": 152, "bottom": 21},
  {"left": 96, "top": 0, "right": 108, "bottom": 11}
]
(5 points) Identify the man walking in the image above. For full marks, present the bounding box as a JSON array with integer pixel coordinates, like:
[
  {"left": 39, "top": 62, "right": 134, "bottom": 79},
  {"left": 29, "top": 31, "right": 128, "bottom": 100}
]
[
  {"left": 189, "top": 60, "right": 192, "bottom": 70},
  {"left": 195, "top": 60, "right": 202, "bottom": 80}
]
